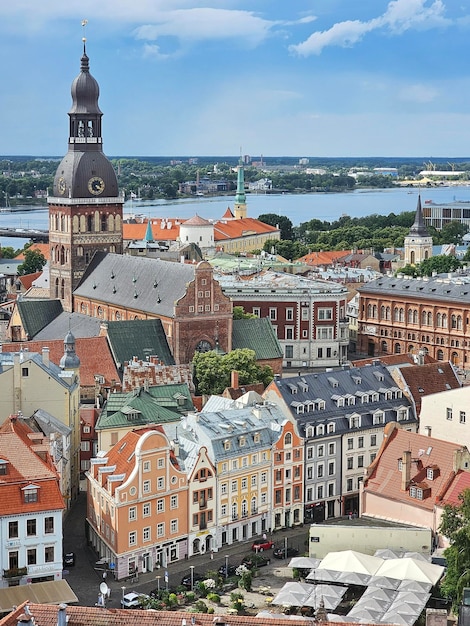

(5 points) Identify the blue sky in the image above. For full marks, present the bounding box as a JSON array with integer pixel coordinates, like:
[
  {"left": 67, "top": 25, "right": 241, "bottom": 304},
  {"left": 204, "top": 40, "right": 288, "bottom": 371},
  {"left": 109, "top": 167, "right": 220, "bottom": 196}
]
[{"left": 1, "top": 1, "right": 470, "bottom": 157}]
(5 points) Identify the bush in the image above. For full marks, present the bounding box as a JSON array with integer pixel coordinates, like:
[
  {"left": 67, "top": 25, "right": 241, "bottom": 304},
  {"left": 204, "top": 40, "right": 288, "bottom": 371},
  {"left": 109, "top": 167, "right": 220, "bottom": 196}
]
[
  {"left": 186, "top": 591, "right": 196, "bottom": 602},
  {"left": 207, "top": 593, "right": 221, "bottom": 603},
  {"left": 194, "top": 600, "right": 208, "bottom": 613}
]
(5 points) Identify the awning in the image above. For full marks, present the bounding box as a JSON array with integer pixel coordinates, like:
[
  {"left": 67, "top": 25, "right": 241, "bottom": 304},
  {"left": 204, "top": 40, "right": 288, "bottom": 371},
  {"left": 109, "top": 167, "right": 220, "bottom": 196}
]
[{"left": 0, "top": 580, "right": 78, "bottom": 612}]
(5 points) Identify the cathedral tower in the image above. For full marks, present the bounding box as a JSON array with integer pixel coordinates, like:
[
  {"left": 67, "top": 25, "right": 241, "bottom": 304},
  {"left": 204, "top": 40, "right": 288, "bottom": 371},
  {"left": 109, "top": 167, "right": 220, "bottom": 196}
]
[
  {"left": 404, "top": 195, "right": 433, "bottom": 265},
  {"left": 48, "top": 38, "right": 124, "bottom": 311}
]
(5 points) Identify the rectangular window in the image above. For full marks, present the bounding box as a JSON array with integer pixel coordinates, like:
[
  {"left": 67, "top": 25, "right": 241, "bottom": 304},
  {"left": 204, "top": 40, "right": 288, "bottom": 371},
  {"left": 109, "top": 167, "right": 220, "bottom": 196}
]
[
  {"left": 221, "top": 482, "right": 227, "bottom": 494},
  {"left": 447, "top": 408, "right": 453, "bottom": 420},
  {"left": 328, "top": 462, "right": 335, "bottom": 476},
  {"left": 328, "top": 443, "right": 335, "bottom": 455},
  {"left": 24, "top": 488, "right": 38, "bottom": 503},
  {"left": 157, "top": 523, "right": 165, "bottom": 538},
  {"left": 317, "top": 485, "right": 323, "bottom": 499},
  {"left": 347, "top": 478, "right": 353, "bottom": 492},
  {"left": 157, "top": 477, "right": 164, "bottom": 490},
  {"left": 241, "top": 477, "right": 247, "bottom": 489},
  {"left": 261, "top": 472, "right": 267, "bottom": 484},
  {"left": 26, "top": 519, "right": 37, "bottom": 536},
  {"left": 221, "top": 504, "right": 227, "bottom": 516},
  {"left": 461, "top": 411, "right": 466, "bottom": 424},
  {"left": 275, "top": 490, "right": 282, "bottom": 504},
  {"left": 129, "top": 507, "right": 137, "bottom": 521},
  {"left": 8, "top": 521, "right": 18, "bottom": 538},
  {"left": 22, "top": 367, "right": 29, "bottom": 377},
  {"left": 358, "top": 455, "right": 364, "bottom": 468},
  {"left": 157, "top": 499, "right": 164, "bottom": 512},
  {"left": 347, "top": 457, "right": 354, "bottom": 470},
  {"left": 80, "top": 441, "right": 90, "bottom": 451},
  {"left": 252, "top": 307, "right": 260, "bottom": 317},
  {"left": 317, "top": 326, "right": 333, "bottom": 339},
  {"left": 317, "top": 347, "right": 323, "bottom": 359},
  {"left": 301, "top": 308, "right": 309, "bottom": 321},
  {"left": 143, "top": 503, "right": 150, "bottom": 517},
  {"left": 318, "top": 445, "right": 324, "bottom": 457},
  {"left": 347, "top": 438, "right": 353, "bottom": 450},
  {"left": 143, "top": 527, "right": 151, "bottom": 542},
  {"left": 285, "top": 345, "right": 294, "bottom": 359},
  {"left": 27, "top": 548, "right": 37, "bottom": 565},
  {"left": 269, "top": 308, "right": 277, "bottom": 321},
  {"left": 286, "top": 308, "right": 294, "bottom": 321},
  {"left": 317, "top": 464, "right": 324, "bottom": 478},
  {"left": 45, "top": 546, "right": 54, "bottom": 563},
  {"left": 143, "top": 460, "right": 151, "bottom": 472},
  {"left": 328, "top": 483, "right": 335, "bottom": 497},
  {"left": 285, "top": 327, "right": 294, "bottom": 340},
  {"left": 129, "top": 531, "right": 137, "bottom": 546},
  {"left": 231, "top": 481, "right": 237, "bottom": 492},
  {"left": 302, "top": 329, "right": 308, "bottom": 338},
  {"left": 143, "top": 480, "right": 151, "bottom": 493},
  {"left": 318, "top": 308, "right": 333, "bottom": 320},
  {"left": 171, "top": 519, "right": 178, "bottom": 533},
  {"left": 358, "top": 436, "right": 364, "bottom": 448},
  {"left": 371, "top": 434, "right": 377, "bottom": 446},
  {"left": 170, "top": 495, "right": 178, "bottom": 509}
]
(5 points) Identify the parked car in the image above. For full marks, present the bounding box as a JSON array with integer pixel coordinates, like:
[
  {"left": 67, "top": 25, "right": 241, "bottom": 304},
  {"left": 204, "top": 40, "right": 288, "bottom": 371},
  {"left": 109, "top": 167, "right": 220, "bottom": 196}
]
[
  {"left": 63, "top": 552, "right": 76, "bottom": 567},
  {"left": 273, "top": 546, "right": 299, "bottom": 559},
  {"left": 218, "top": 563, "right": 237, "bottom": 577},
  {"left": 120, "top": 592, "right": 150, "bottom": 609},
  {"left": 181, "top": 572, "right": 205, "bottom": 589},
  {"left": 241, "top": 554, "right": 271, "bottom": 569},
  {"left": 251, "top": 538, "right": 274, "bottom": 552}
]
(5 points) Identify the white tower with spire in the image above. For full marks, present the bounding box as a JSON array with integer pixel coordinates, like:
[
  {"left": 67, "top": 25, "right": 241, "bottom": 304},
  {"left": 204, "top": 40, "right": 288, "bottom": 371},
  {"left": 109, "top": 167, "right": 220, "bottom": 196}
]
[{"left": 404, "top": 195, "right": 433, "bottom": 265}]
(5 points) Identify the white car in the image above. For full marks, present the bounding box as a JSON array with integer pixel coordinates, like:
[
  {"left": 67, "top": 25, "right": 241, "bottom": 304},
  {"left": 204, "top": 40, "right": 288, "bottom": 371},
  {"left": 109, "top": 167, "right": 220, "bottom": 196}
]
[{"left": 120, "top": 592, "right": 150, "bottom": 609}]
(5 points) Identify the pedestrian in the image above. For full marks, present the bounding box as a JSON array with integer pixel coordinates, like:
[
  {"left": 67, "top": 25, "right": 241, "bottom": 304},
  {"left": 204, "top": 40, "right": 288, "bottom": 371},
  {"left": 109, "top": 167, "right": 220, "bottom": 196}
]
[
  {"left": 102, "top": 571, "right": 107, "bottom": 580},
  {"left": 210, "top": 550, "right": 214, "bottom": 560},
  {"left": 262, "top": 532, "right": 267, "bottom": 541}
]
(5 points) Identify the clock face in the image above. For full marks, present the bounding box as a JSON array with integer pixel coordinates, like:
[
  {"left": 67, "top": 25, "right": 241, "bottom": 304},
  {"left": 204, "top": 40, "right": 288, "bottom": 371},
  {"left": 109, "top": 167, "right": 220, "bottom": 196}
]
[
  {"left": 88, "top": 176, "right": 105, "bottom": 195},
  {"left": 58, "top": 177, "right": 66, "bottom": 195},
  {"left": 196, "top": 340, "right": 212, "bottom": 353}
]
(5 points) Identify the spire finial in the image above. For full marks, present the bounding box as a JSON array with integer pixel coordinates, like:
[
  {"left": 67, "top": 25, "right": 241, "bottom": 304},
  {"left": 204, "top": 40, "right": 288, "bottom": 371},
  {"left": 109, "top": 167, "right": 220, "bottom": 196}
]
[{"left": 81, "top": 19, "right": 88, "bottom": 53}]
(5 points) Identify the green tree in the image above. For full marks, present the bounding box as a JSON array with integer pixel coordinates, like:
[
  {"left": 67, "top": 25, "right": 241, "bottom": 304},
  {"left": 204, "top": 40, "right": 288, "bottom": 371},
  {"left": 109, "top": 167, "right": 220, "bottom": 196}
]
[
  {"left": 439, "top": 489, "right": 470, "bottom": 610},
  {"left": 258, "top": 213, "right": 293, "bottom": 240},
  {"left": 0, "top": 246, "right": 19, "bottom": 259},
  {"left": 17, "top": 248, "right": 46, "bottom": 275},
  {"left": 233, "top": 306, "right": 257, "bottom": 320},
  {"left": 418, "top": 255, "right": 462, "bottom": 277},
  {"left": 192, "top": 349, "right": 273, "bottom": 395}
]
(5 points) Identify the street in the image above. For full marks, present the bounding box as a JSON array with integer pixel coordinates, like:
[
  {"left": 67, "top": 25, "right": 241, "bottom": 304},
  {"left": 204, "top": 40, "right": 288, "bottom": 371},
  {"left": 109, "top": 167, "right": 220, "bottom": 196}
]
[{"left": 63, "top": 491, "right": 309, "bottom": 608}]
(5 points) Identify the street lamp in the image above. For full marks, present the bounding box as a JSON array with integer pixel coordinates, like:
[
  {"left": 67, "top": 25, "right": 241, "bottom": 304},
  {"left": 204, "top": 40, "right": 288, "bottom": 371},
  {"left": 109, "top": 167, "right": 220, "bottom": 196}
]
[
  {"left": 156, "top": 575, "right": 161, "bottom": 597},
  {"left": 121, "top": 586, "right": 126, "bottom": 601},
  {"left": 225, "top": 555, "right": 229, "bottom": 580},
  {"left": 190, "top": 565, "right": 195, "bottom": 591}
]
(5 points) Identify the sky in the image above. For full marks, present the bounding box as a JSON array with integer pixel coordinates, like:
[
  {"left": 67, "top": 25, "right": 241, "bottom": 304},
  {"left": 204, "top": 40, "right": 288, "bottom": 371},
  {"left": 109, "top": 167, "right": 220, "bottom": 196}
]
[{"left": 2, "top": 1, "right": 470, "bottom": 158}]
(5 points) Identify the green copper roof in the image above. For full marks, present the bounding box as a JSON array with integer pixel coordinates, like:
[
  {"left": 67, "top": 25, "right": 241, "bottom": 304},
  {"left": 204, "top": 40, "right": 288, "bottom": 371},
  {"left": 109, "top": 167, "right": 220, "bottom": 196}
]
[
  {"left": 232, "top": 317, "right": 283, "bottom": 360},
  {"left": 18, "top": 299, "right": 63, "bottom": 339},
  {"left": 96, "top": 386, "right": 190, "bottom": 430},
  {"left": 106, "top": 319, "right": 175, "bottom": 367},
  {"left": 234, "top": 158, "right": 246, "bottom": 205}
]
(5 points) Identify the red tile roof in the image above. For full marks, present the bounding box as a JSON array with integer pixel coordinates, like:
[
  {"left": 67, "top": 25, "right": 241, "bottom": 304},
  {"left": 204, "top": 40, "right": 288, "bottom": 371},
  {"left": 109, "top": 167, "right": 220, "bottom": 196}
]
[
  {"left": 399, "top": 362, "right": 461, "bottom": 416},
  {"left": 364, "top": 423, "right": 468, "bottom": 510},
  {"left": 123, "top": 220, "right": 182, "bottom": 242},
  {"left": 214, "top": 217, "right": 278, "bottom": 241},
  {"left": 18, "top": 271, "right": 42, "bottom": 291},
  {"left": 352, "top": 354, "right": 436, "bottom": 368},
  {"left": 1, "top": 603, "right": 341, "bottom": 626},
  {"left": 297, "top": 250, "right": 350, "bottom": 266},
  {"left": 14, "top": 243, "right": 50, "bottom": 261},
  {"left": 0, "top": 417, "right": 64, "bottom": 515},
  {"left": 1, "top": 337, "right": 119, "bottom": 388}
]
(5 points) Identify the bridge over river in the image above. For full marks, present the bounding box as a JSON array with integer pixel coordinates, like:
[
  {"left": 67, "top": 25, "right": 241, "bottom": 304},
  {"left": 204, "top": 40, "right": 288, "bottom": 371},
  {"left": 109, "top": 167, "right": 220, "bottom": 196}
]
[{"left": 0, "top": 227, "right": 49, "bottom": 243}]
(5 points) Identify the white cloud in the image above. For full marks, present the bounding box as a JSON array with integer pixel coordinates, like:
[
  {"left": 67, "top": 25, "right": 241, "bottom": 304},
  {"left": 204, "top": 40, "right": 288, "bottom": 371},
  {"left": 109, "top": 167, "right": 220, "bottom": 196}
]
[{"left": 289, "top": 0, "right": 450, "bottom": 56}]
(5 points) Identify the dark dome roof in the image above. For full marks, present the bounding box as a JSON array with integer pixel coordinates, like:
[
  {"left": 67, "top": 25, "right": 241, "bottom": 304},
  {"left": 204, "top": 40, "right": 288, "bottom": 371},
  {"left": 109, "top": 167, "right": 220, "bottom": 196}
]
[
  {"left": 69, "top": 51, "right": 102, "bottom": 115},
  {"left": 53, "top": 151, "right": 118, "bottom": 198}
]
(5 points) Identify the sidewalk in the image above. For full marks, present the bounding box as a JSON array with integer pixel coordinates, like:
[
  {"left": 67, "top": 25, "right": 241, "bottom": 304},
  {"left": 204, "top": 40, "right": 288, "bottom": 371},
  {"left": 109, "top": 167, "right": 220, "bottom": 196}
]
[{"left": 63, "top": 491, "right": 308, "bottom": 607}]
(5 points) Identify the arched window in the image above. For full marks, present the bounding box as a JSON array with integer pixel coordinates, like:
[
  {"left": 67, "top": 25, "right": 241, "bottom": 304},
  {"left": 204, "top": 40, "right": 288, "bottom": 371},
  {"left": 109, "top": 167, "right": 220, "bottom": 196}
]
[
  {"left": 457, "top": 315, "right": 463, "bottom": 330},
  {"left": 408, "top": 309, "right": 413, "bottom": 323},
  {"left": 381, "top": 305, "right": 386, "bottom": 320},
  {"left": 442, "top": 314, "right": 447, "bottom": 328},
  {"left": 394, "top": 343, "right": 401, "bottom": 354},
  {"left": 55, "top": 277, "right": 59, "bottom": 298},
  {"left": 87, "top": 214, "right": 93, "bottom": 232},
  {"left": 80, "top": 303, "right": 87, "bottom": 314},
  {"left": 386, "top": 306, "right": 391, "bottom": 320},
  {"left": 427, "top": 312, "right": 432, "bottom": 325},
  {"left": 452, "top": 314, "right": 457, "bottom": 329},
  {"left": 373, "top": 305, "right": 377, "bottom": 318},
  {"left": 408, "top": 344, "right": 414, "bottom": 353},
  {"left": 251, "top": 497, "right": 257, "bottom": 514},
  {"left": 241, "top": 499, "right": 248, "bottom": 517},
  {"left": 399, "top": 308, "right": 404, "bottom": 322},
  {"left": 436, "top": 313, "right": 442, "bottom": 327},
  {"left": 101, "top": 213, "right": 107, "bottom": 232},
  {"left": 97, "top": 306, "right": 103, "bottom": 318},
  {"left": 381, "top": 340, "right": 388, "bottom": 353},
  {"left": 451, "top": 352, "right": 459, "bottom": 365},
  {"left": 60, "top": 246, "right": 65, "bottom": 265},
  {"left": 61, "top": 279, "right": 65, "bottom": 300},
  {"left": 367, "top": 304, "right": 373, "bottom": 317},
  {"left": 421, "top": 311, "right": 427, "bottom": 325},
  {"left": 437, "top": 349, "right": 444, "bottom": 361},
  {"left": 77, "top": 245, "right": 84, "bottom": 257},
  {"left": 115, "top": 311, "right": 121, "bottom": 321},
  {"left": 394, "top": 307, "right": 399, "bottom": 322},
  {"left": 231, "top": 502, "right": 237, "bottom": 520},
  {"left": 284, "top": 432, "right": 292, "bottom": 446}
]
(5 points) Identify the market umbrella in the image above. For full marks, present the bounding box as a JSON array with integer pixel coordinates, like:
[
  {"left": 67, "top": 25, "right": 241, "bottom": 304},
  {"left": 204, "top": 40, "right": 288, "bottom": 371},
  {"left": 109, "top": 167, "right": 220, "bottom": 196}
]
[
  {"left": 289, "top": 557, "right": 321, "bottom": 570},
  {"left": 368, "top": 575, "right": 401, "bottom": 590}
]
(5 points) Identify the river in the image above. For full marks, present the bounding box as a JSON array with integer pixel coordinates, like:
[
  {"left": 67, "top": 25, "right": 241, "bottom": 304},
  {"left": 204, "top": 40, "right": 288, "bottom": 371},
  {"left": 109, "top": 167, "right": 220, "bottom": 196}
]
[{"left": 2, "top": 185, "right": 470, "bottom": 249}]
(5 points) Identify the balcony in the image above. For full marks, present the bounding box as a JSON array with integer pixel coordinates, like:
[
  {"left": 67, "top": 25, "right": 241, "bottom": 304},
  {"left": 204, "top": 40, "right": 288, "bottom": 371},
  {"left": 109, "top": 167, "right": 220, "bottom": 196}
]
[{"left": 3, "top": 567, "right": 27, "bottom": 579}]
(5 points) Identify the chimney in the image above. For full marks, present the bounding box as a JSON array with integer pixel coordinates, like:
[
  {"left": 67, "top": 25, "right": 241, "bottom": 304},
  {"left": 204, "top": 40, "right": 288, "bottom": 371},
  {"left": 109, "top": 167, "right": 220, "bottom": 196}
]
[
  {"left": 99, "top": 322, "right": 109, "bottom": 337},
  {"left": 231, "top": 370, "right": 239, "bottom": 389},
  {"left": 42, "top": 347, "right": 50, "bottom": 367},
  {"left": 401, "top": 450, "right": 411, "bottom": 491},
  {"left": 57, "top": 604, "right": 67, "bottom": 626}
]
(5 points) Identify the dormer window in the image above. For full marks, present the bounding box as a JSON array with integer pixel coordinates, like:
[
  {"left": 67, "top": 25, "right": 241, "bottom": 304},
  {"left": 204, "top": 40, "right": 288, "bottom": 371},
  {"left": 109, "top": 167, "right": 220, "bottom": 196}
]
[
  {"left": 426, "top": 466, "right": 439, "bottom": 481},
  {"left": 253, "top": 433, "right": 260, "bottom": 444},
  {"left": 239, "top": 436, "right": 246, "bottom": 447},
  {"left": 397, "top": 459, "right": 403, "bottom": 471},
  {"left": 349, "top": 415, "right": 361, "bottom": 429},
  {"left": 224, "top": 440, "right": 231, "bottom": 451},
  {"left": 0, "top": 459, "right": 8, "bottom": 475},
  {"left": 23, "top": 485, "right": 39, "bottom": 503}
]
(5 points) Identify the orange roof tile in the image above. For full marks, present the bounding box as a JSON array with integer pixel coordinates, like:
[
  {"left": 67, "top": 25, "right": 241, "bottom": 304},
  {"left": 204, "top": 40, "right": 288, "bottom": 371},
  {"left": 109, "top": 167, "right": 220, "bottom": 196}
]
[
  {"left": 399, "top": 362, "right": 461, "bottom": 416},
  {"left": 1, "top": 604, "right": 341, "bottom": 626},
  {"left": 18, "top": 271, "right": 42, "bottom": 291},
  {"left": 222, "top": 207, "right": 234, "bottom": 218},
  {"left": 0, "top": 417, "right": 64, "bottom": 515},
  {"left": 15, "top": 243, "right": 50, "bottom": 261},
  {"left": 297, "top": 250, "right": 350, "bottom": 266},
  {"left": 214, "top": 217, "right": 279, "bottom": 241},
  {"left": 123, "top": 220, "right": 181, "bottom": 242},
  {"left": 352, "top": 354, "right": 437, "bottom": 368},
  {"left": 441, "top": 471, "right": 470, "bottom": 506},
  {"left": 364, "top": 424, "right": 467, "bottom": 510},
  {"left": 1, "top": 337, "right": 120, "bottom": 388}
]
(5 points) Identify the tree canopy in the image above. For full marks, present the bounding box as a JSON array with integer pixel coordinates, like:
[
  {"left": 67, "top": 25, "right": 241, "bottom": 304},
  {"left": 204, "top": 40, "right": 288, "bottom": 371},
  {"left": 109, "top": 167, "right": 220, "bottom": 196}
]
[
  {"left": 439, "top": 488, "right": 470, "bottom": 610},
  {"left": 400, "top": 255, "right": 463, "bottom": 278},
  {"left": 258, "top": 213, "right": 293, "bottom": 240},
  {"left": 192, "top": 348, "right": 273, "bottom": 395},
  {"left": 233, "top": 306, "right": 257, "bottom": 320},
  {"left": 17, "top": 248, "right": 47, "bottom": 275}
]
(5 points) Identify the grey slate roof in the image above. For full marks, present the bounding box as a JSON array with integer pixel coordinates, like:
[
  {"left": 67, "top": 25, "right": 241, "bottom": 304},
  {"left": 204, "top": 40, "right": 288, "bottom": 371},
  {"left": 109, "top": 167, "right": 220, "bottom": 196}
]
[
  {"left": 74, "top": 252, "right": 196, "bottom": 318},
  {"left": 0, "top": 352, "right": 77, "bottom": 391},
  {"left": 17, "top": 299, "right": 63, "bottom": 339},
  {"left": 34, "top": 312, "right": 103, "bottom": 340},
  {"left": 358, "top": 271, "right": 470, "bottom": 304},
  {"left": 232, "top": 317, "right": 283, "bottom": 360},
  {"left": 106, "top": 319, "right": 175, "bottom": 366},
  {"left": 271, "top": 364, "right": 416, "bottom": 436},
  {"left": 179, "top": 403, "right": 286, "bottom": 466}
]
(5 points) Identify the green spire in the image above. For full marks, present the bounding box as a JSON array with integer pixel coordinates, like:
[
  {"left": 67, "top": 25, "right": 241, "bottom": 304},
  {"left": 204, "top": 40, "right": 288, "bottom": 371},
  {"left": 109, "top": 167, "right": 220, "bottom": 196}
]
[
  {"left": 234, "top": 157, "right": 246, "bottom": 205},
  {"left": 144, "top": 220, "right": 154, "bottom": 242}
]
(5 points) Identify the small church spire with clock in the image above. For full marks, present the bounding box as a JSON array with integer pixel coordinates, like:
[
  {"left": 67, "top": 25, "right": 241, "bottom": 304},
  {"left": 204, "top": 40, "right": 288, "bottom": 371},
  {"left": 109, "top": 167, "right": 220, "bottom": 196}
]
[{"left": 48, "top": 24, "right": 123, "bottom": 312}]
